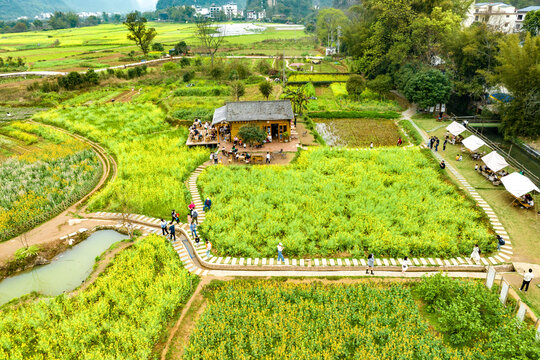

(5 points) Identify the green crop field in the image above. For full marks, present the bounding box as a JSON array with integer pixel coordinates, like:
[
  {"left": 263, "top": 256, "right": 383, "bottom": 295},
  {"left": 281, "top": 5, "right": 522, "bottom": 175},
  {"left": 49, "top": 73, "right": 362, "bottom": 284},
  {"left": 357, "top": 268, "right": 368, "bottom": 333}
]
[
  {"left": 0, "top": 121, "right": 100, "bottom": 241},
  {"left": 0, "top": 235, "right": 199, "bottom": 359},
  {"left": 33, "top": 103, "right": 208, "bottom": 218},
  {"left": 197, "top": 147, "right": 495, "bottom": 259},
  {"left": 185, "top": 276, "right": 540, "bottom": 359},
  {"left": 0, "top": 23, "right": 311, "bottom": 71}
]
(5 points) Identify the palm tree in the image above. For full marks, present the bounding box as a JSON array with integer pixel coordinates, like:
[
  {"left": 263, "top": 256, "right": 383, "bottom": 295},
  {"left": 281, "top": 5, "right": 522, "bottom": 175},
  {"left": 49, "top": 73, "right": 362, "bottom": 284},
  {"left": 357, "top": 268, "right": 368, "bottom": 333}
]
[{"left": 284, "top": 85, "right": 310, "bottom": 122}]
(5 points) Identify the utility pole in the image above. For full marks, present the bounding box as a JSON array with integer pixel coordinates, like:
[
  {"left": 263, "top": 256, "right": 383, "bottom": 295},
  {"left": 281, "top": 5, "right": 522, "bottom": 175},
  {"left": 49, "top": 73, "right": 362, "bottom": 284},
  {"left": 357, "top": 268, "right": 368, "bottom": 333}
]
[{"left": 282, "top": 50, "right": 286, "bottom": 86}]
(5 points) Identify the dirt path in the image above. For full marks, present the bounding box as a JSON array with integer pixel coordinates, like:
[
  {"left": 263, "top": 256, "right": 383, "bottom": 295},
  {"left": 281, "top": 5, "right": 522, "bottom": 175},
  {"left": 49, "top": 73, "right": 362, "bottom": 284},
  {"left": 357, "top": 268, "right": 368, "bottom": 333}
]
[
  {"left": 0, "top": 121, "right": 117, "bottom": 266},
  {"left": 160, "top": 276, "right": 214, "bottom": 360}
]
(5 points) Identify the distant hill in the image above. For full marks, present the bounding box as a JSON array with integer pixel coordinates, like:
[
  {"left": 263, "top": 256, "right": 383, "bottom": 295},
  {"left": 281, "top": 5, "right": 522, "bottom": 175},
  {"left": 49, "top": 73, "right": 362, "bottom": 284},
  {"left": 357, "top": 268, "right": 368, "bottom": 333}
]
[
  {"left": 0, "top": 0, "right": 69, "bottom": 20},
  {"left": 0, "top": 0, "right": 154, "bottom": 20}
]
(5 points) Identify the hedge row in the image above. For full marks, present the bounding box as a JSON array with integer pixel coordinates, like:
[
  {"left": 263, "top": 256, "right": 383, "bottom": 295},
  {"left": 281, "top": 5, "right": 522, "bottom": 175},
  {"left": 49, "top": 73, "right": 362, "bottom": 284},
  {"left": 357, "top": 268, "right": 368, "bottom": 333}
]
[{"left": 308, "top": 110, "right": 400, "bottom": 119}]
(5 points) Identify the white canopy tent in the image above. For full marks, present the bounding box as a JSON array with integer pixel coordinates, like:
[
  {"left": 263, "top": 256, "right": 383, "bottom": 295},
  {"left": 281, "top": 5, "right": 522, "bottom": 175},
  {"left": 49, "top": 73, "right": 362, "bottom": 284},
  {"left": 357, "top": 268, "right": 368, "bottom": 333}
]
[
  {"left": 462, "top": 135, "right": 486, "bottom": 152},
  {"left": 446, "top": 121, "right": 467, "bottom": 136},
  {"left": 500, "top": 172, "right": 540, "bottom": 198},
  {"left": 482, "top": 151, "right": 509, "bottom": 173}
]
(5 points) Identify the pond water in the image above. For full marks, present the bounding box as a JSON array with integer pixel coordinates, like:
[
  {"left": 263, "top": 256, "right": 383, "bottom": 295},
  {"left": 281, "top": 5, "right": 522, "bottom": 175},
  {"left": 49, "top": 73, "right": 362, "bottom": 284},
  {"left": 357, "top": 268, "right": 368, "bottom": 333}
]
[
  {"left": 214, "top": 23, "right": 304, "bottom": 36},
  {"left": 0, "top": 230, "right": 128, "bottom": 306},
  {"left": 315, "top": 122, "right": 343, "bottom": 146}
]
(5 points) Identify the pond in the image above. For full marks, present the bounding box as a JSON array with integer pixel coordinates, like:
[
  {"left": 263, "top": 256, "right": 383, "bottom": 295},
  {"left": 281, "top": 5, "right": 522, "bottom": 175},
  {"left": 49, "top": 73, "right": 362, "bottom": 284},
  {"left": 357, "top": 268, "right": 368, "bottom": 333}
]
[{"left": 0, "top": 230, "right": 128, "bottom": 306}]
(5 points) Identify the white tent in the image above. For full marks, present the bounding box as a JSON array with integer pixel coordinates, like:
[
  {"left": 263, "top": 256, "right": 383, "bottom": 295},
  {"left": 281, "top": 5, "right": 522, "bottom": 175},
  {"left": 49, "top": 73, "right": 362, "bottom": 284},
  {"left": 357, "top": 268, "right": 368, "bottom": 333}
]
[
  {"left": 446, "top": 121, "right": 467, "bottom": 136},
  {"left": 500, "top": 172, "right": 540, "bottom": 198},
  {"left": 462, "top": 135, "right": 486, "bottom": 151},
  {"left": 482, "top": 151, "right": 509, "bottom": 173}
]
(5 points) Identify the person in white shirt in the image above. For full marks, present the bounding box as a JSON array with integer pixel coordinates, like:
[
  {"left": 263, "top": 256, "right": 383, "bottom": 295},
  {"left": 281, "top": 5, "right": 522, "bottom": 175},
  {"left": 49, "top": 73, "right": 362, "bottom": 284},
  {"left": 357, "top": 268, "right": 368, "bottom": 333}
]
[
  {"left": 470, "top": 244, "right": 481, "bottom": 264},
  {"left": 401, "top": 256, "right": 410, "bottom": 274},
  {"left": 160, "top": 219, "right": 169, "bottom": 236},
  {"left": 206, "top": 240, "right": 212, "bottom": 258},
  {"left": 370, "top": 142, "right": 374, "bottom": 149},
  {"left": 277, "top": 242, "right": 285, "bottom": 263},
  {"left": 266, "top": 152, "right": 271, "bottom": 164},
  {"left": 520, "top": 269, "right": 534, "bottom": 292}
]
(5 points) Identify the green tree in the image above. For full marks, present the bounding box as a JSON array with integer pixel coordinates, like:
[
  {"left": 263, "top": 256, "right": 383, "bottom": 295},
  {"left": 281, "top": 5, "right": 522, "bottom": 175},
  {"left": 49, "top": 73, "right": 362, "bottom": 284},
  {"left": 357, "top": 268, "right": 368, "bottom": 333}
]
[
  {"left": 367, "top": 74, "right": 392, "bottom": 99},
  {"left": 523, "top": 10, "right": 540, "bottom": 36},
  {"left": 284, "top": 85, "right": 310, "bottom": 117},
  {"left": 152, "top": 42, "right": 164, "bottom": 51},
  {"left": 404, "top": 69, "right": 452, "bottom": 108},
  {"left": 123, "top": 12, "right": 157, "bottom": 56},
  {"left": 316, "top": 8, "right": 348, "bottom": 47},
  {"left": 230, "top": 81, "right": 245, "bottom": 101},
  {"left": 259, "top": 81, "right": 274, "bottom": 100},
  {"left": 237, "top": 125, "right": 267, "bottom": 146},
  {"left": 174, "top": 41, "right": 189, "bottom": 55},
  {"left": 346, "top": 74, "right": 366, "bottom": 99},
  {"left": 196, "top": 19, "right": 224, "bottom": 69},
  {"left": 491, "top": 34, "right": 540, "bottom": 137}
]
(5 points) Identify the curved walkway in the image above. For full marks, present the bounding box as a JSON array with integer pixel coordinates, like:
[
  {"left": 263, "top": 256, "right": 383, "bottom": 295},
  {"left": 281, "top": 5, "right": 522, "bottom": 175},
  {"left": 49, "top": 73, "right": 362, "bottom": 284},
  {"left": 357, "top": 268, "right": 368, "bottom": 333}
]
[{"left": 0, "top": 121, "right": 117, "bottom": 264}]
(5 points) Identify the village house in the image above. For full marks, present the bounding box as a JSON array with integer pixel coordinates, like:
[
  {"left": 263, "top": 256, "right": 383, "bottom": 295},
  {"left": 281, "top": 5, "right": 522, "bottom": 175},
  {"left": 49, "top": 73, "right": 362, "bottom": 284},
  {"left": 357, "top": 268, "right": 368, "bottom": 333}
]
[{"left": 212, "top": 100, "right": 293, "bottom": 143}]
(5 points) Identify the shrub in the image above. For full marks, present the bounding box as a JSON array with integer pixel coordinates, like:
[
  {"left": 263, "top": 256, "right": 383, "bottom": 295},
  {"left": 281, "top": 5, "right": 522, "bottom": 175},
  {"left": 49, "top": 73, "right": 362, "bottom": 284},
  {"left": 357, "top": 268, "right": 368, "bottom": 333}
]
[
  {"left": 210, "top": 66, "right": 223, "bottom": 79},
  {"left": 152, "top": 42, "right": 164, "bottom": 51},
  {"left": 399, "top": 120, "right": 422, "bottom": 145},
  {"left": 162, "top": 62, "right": 177, "bottom": 72},
  {"left": 180, "top": 57, "right": 191, "bottom": 68},
  {"left": 182, "top": 71, "right": 194, "bottom": 83},
  {"left": 367, "top": 74, "right": 393, "bottom": 98},
  {"left": 404, "top": 69, "right": 452, "bottom": 108},
  {"left": 238, "top": 125, "right": 267, "bottom": 145},
  {"left": 256, "top": 59, "right": 271, "bottom": 75},
  {"left": 346, "top": 74, "right": 366, "bottom": 99}
]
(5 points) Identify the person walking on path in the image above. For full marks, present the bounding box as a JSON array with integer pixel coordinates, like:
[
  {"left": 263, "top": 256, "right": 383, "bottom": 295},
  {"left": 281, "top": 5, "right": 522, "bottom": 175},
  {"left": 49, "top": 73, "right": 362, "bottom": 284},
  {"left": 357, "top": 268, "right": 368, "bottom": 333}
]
[
  {"left": 470, "top": 244, "right": 481, "bottom": 264},
  {"left": 169, "top": 222, "right": 176, "bottom": 242},
  {"left": 191, "top": 209, "right": 198, "bottom": 224},
  {"left": 188, "top": 201, "right": 195, "bottom": 211},
  {"left": 370, "top": 142, "right": 374, "bottom": 150},
  {"left": 175, "top": 212, "right": 180, "bottom": 224},
  {"left": 520, "top": 269, "right": 534, "bottom": 292},
  {"left": 190, "top": 222, "right": 198, "bottom": 238},
  {"left": 266, "top": 152, "right": 271, "bottom": 164},
  {"left": 171, "top": 209, "right": 176, "bottom": 222},
  {"left": 277, "top": 242, "right": 285, "bottom": 264},
  {"left": 397, "top": 137, "right": 402, "bottom": 146},
  {"left": 434, "top": 138, "right": 439, "bottom": 152},
  {"left": 206, "top": 240, "right": 212, "bottom": 258},
  {"left": 401, "top": 256, "right": 410, "bottom": 274},
  {"left": 213, "top": 152, "right": 219, "bottom": 164},
  {"left": 366, "top": 254, "right": 375, "bottom": 275},
  {"left": 496, "top": 234, "right": 505, "bottom": 251},
  {"left": 160, "top": 219, "right": 169, "bottom": 236},
  {"left": 203, "top": 197, "right": 212, "bottom": 212},
  {"left": 443, "top": 138, "right": 447, "bottom": 151}
]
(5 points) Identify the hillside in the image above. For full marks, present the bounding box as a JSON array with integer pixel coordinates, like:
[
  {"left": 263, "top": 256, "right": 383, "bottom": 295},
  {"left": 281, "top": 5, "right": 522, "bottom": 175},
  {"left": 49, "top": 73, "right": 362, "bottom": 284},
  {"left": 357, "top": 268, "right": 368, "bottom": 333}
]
[
  {"left": 0, "top": 0, "right": 69, "bottom": 20},
  {"left": 0, "top": 0, "right": 152, "bottom": 20}
]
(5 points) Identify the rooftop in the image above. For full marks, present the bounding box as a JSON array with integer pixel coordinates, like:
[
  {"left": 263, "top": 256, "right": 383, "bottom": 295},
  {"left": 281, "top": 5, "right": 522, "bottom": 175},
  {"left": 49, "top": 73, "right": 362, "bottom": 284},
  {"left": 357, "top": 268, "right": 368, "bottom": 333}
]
[
  {"left": 517, "top": 6, "right": 540, "bottom": 12},
  {"left": 212, "top": 100, "right": 294, "bottom": 126}
]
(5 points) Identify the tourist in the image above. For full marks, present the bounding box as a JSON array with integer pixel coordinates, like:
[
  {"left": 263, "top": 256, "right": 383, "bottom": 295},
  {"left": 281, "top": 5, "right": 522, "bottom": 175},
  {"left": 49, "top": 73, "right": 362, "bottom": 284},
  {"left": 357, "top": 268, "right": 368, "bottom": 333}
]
[
  {"left": 171, "top": 209, "right": 176, "bottom": 222},
  {"left": 232, "top": 145, "right": 238, "bottom": 153},
  {"left": 266, "top": 152, "right": 271, "bottom": 164},
  {"left": 160, "top": 219, "right": 169, "bottom": 236},
  {"left": 440, "top": 160, "right": 446, "bottom": 169},
  {"left": 434, "top": 138, "right": 439, "bottom": 152},
  {"left": 401, "top": 257, "right": 410, "bottom": 274},
  {"left": 203, "top": 197, "right": 212, "bottom": 212},
  {"left": 233, "top": 136, "right": 239, "bottom": 146},
  {"left": 366, "top": 254, "right": 374, "bottom": 275},
  {"left": 190, "top": 222, "right": 197, "bottom": 238},
  {"left": 475, "top": 164, "right": 479, "bottom": 171},
  {"left": 209, "top": 152, "right": 214, "bottom": 163},
  {"left": 397, "top": 137, "right": 402, "bottom": 146},
  {"left": 277, "top": 242, "right": 285, "bottom": 263},
  {"left": 206, "top": 240, "right": 212, "bottom": 258},
  {"left": 429, "top": 137, "right": 433, "bottom": 149},
  {"left": 194, "top": 236, "right": 201, "bottom": 244},
  {"left": 443, "top": 138, "right": 447, "bottom": 151},
  {"left": 496, "top": 234, "right": 505, "bottom": 250},
  {"left": 520, "top": 269, "right": 534, "bottom": 292},
  {"left": 469, "top": 244, "right": 481, "bottom": 264},
  {"left": 191, "top": 209, "right": 198, "bottom": 224},
  {"left": 370, "top": 142, "right": 374, "bottom": 150},
  {"left": 213, "top": 152, "right": 219, "bottom": 164},
  {"left": 169, "top": 222, "right": 176, "bottom": 242},
  {"left": 188, "top": 201, "right": 195, "bottom": 211}
]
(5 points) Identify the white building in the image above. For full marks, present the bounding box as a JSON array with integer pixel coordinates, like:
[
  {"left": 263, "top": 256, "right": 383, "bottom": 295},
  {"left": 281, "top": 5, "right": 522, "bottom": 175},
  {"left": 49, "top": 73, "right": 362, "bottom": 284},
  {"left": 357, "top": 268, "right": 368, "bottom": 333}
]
[
  {"left": 194, "top": 6, "right": 210, "bottom": 16},
  {"left": 515, "top": 6, "right": 540, "bottom": 31},
  {"left": 209, "top": 5, "right": 222, "bottom": 18},
  {"left": 464, "top": 2, "right": 517, "bottom": 33},
  {"left": 222, "top": 3, "right": 239, "bottom": 19},
  {"left": 257, "top": 9, "right": 266, "bottom": 20},
  {"left": 246, "top": 10, "right": 257, "bottom": 20}
]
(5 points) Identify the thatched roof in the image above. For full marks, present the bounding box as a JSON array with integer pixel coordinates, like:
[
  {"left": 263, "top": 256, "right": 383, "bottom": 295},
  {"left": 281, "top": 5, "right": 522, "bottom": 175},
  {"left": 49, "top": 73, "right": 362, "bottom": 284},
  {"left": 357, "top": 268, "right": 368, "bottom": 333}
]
[{"left": 212, "top": 100, "right": 293, "bottom": 126}]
